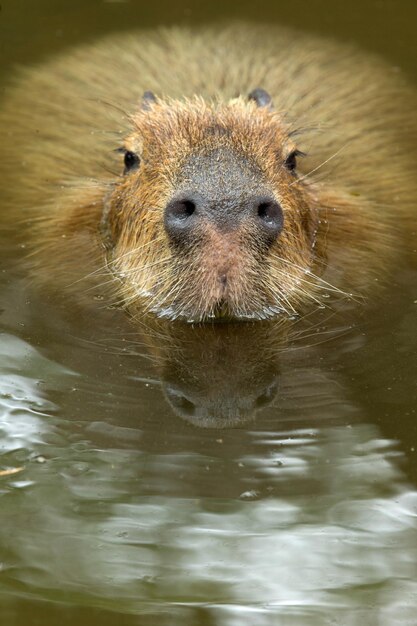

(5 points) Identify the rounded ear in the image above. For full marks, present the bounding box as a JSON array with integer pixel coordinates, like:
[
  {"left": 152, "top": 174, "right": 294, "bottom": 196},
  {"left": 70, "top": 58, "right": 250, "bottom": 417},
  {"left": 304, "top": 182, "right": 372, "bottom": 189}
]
[
  {"left": 141, "top": 90, "right": 158, "bottom": 110},
  {"left": 248, "top": 88, "right": 273, "bottom": 109}
]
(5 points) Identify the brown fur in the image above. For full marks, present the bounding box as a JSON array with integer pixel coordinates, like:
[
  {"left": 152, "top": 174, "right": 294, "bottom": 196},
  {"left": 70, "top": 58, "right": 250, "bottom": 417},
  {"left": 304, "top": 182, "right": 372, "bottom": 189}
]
[{"left": 0, "top": 23, "right": 416, "bottom": 321}]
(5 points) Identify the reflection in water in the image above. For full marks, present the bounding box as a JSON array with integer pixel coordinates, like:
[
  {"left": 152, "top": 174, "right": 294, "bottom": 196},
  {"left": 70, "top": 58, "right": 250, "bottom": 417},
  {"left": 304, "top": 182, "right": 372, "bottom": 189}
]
[
  {"left": 0, "top": 311, "right": 417, "bottom": 624},
  {"left": 103, "top": 311, "right": 359, "bottom": 430},
  {"left": 153, "top": 322, "right": 286, "bottom": 427}
]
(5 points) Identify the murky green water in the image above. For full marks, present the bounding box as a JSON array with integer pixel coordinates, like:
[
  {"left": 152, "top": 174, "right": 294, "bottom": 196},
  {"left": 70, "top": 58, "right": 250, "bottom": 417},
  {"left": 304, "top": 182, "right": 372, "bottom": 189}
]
[{"left": 1, "top": 1, "right": 417, "bottom": 624}]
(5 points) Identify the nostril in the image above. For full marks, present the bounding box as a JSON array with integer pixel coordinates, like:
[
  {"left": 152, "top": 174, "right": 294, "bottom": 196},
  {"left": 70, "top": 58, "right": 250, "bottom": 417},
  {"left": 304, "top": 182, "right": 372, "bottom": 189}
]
[
  {"left": 164, "top": 195, "right": 199, "bottom": 241},
  {"left": 168, "top": 199, "right": 196, "bottom": 220},
  {"left": 256, "top": 199, "right": 284, "bottom": 234},
  {"left": 257, "top": 201, "right": 279, "bottom": 224},
  {"left": 183, "top": 200, "right": 195, "bottom": 217}
]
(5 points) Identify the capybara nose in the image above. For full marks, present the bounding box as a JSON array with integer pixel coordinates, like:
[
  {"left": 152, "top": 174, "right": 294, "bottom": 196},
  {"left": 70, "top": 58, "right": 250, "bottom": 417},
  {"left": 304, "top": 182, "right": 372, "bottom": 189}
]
[{"left": 164, "top": 191, "right": 284, "bottom": 245}]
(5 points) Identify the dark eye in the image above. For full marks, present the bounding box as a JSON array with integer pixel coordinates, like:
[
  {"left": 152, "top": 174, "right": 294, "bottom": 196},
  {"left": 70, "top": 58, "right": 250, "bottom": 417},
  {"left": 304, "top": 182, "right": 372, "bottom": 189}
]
[
  {"left": 284, "top": 149, "right": 305, "bottom": 173},
  {"left": 123, "top": 150, "right": 140, "bottom": 174}
]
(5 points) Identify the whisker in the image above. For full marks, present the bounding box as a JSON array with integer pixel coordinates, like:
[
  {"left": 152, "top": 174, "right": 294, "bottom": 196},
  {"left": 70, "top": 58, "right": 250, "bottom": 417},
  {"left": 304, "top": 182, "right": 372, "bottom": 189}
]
[
  {"left": 269, "top": 253, "right": 354, "bottom": 299},
  {"left": 65, "top": 236, "right": 165, "bottom": 288},
  {"left": 112, "top": 256, "right": 171, "bottom": 277},
  {"left": 289, "top": 142, "right": 350, "bottom": 187},
  {"left": 109, "top": 236, "right": 166, "bottom": 266}
]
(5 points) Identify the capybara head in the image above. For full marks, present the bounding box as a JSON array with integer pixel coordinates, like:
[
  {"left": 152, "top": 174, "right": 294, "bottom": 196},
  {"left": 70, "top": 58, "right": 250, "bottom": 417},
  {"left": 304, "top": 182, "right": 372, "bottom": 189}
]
[{"left": 103, "top": 91, "right": 321, "bottom": 322}]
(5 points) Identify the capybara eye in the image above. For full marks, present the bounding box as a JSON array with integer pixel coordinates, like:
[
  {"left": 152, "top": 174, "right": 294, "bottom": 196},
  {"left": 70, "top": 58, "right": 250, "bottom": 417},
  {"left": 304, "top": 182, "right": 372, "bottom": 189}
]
[
  {"left": 284, "top": 149, "right": 304, "bottom": 173},
  {"left": 123, "top": 150, "right": 140, "bottom": 174}
]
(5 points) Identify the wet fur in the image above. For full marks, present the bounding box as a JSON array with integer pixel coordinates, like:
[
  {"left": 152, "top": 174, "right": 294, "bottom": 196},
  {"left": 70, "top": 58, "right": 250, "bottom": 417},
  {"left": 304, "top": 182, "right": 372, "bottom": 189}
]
[{"left": 0, "top": 23, "right": 416, "bottom": 320}]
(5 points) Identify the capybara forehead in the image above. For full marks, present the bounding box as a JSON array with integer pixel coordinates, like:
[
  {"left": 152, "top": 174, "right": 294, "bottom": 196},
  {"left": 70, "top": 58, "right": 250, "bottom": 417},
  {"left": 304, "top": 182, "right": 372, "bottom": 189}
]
[{"left": 126, "top": 97, "right": 293, "bottom": 169}]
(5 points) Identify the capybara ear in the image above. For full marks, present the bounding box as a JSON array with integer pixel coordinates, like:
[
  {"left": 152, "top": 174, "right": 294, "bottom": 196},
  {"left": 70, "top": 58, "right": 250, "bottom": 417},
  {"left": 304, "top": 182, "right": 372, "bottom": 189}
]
[
  {"left": 248, "top": 88, "right": 273, "bottom": 108},
  {"left": 141, "top": 90, "right": 158, "bottom": 110}
]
